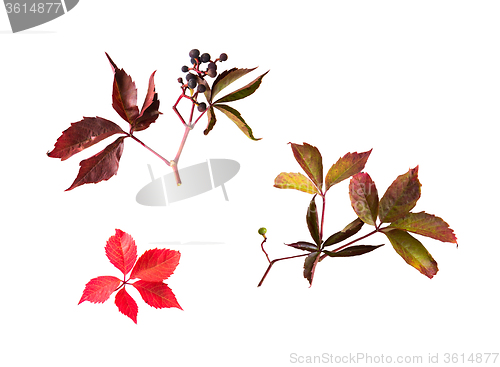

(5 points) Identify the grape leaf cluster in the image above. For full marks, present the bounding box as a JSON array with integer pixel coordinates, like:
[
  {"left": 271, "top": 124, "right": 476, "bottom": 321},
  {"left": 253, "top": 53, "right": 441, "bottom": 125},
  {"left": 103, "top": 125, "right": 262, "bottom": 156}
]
[{"left": 78, "top": 229, "right": 182, "bottom": 323}]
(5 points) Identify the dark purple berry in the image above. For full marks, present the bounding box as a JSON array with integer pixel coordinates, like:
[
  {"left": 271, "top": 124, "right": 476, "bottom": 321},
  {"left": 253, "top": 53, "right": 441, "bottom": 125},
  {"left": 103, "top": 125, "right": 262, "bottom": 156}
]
[
  {"left": 190, "top": 57, "right": 199, "bottom": 65},
  {"left": 177, "top": 77, "right": 183, "bottom": 84},
  {"left": 200, "top": 53, "right": 211, "bottom": 63},
  {"left": 207, "top": 62, "right": 217, "bottom": 70},
  {"left": 189, "top": 49, "right": 200, "bottom": 58},
  {"left": 197, "top": 102, "right": 207, "bottom": 112},
  {"left": 188, "top": 78, "right": 197, "bottom": 89},
  {"left": 197, "top": 84, "right": 206, "bottom": 93},
  {"left": 207, "top": 68, "right": 217, "bottom": 78},
  {"left": 186, "top": 73, "right": 195, "bottom": 81},
  {"left": 219, "top": 53, "right": 228, "bottom": 61},
  {"left": 181, "top": 65, "right": 189, "bottom": 73}
]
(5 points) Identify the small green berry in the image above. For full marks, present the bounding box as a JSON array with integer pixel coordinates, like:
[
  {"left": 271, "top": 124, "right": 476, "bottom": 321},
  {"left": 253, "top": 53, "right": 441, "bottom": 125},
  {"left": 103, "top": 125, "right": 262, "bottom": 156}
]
[{"left": 258, "top": 227, "right": 267, "bottom": 236}]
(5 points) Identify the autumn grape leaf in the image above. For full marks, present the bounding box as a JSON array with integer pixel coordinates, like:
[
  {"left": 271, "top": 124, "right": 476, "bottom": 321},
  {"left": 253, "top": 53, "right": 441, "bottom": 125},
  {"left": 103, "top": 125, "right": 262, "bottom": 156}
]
[
  {"left": 379, "top": 166, "right": 421, "bottom": 223},
  {"left": 79, "top": 229, "right": 182, "bottom": 323},
  {"left": 78, "top": 276, "right": 121, "bottom": 304},
  {"left": 66, "top": 136, "right": 125, "bottom": 191},
  {"left": 214, "top": 70, "right": 269, "bottom": 104},
  {"left": 325, "top": 150, "right": 372, "bottom": 192},
  {"left": 323, "top": 218, "right": 364, "bottom": 247},
  {"left": 286, "top": 241, "right": 319, "bottom": 252},
  {"left": 306, "top": 195, "right": 321, "bottom": 246},
  {"left": 203, "top": 106, "right": 217, "bottom": 135},
  {"left": 290, "top": 143, "right": 323, "bottom": 191},
  {"left": 210, "top": 67, "right": 257, "bottom": 102},
  {"left": 213, "top": 104, "right": 261, "bottom": 140},
  {"left": 47, "top": 117, "right": 126, "bottom": 161},
  {"left": 388, "top": 212, "right": 457, "bottom": 244},
  {"left": 349, "top": 172, "right": 379, "bottom": 226},
  {"left": 105, "top": 229, "right": 137, "bottom": 276},
  {"left": 130, "top": 248, "right": 181, "bottom": 282},
  {"left": 382, "top": 228, "right": 438, "bottom": 278},
  {"left": 322, "top": 244, "right": 384, "bottom": 257},
  {"left": 115, "top": 288, "right": 138, "bottom": 324},
  {"left": 274, "top": 172, "right": 319, "bottom": 194},
  {"left": 132, "top": 281, "right": 182, "bottom": 310},
  {"left": 303, "top": 251, "right": 321, "bottom": 287},
  {"left": 106, "top": 53, "right": 140, "bottom": 124}
]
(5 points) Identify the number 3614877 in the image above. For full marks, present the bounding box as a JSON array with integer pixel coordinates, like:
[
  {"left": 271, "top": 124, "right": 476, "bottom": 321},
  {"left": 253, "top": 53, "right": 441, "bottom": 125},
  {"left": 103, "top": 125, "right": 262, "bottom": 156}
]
[{"left": 5, "top": 3, "right": 63, "bottom": 14}]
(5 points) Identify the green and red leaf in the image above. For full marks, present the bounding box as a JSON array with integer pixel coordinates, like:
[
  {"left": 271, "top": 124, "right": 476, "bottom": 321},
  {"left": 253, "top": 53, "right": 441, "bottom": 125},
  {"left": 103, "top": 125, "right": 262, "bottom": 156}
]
[
  {"left": 132, "top": 280, "right": 182, "bottom": 310},
  {"left": 307, "top": 195, "right": 321, "bottom": 246},
  {"left": 105, "top": 229, "right": 137, "bottom": 276},
  {"left": 322, "top": 244, "right": 384, "bottom": 258},
  {"left": 210, "top": 67, "right": 257, "bottom": 102},
  {"left": 303, "top": 251, "right": 321, "bottom": 287},
  {"left": 379, "top": 166, "right": 421, "bottom": 223},
  {"left": 78, "top": 276, "right": 121, "bottom": 304},
  {"left": 214, "top": 70, "right": 269, "bottom": 104},
  {"left": 349, "top": 172, "right": 379, "bottom": 226},
  {"left": 203, "top": 106, "right": 217, "bottom": 136},
  {"left": 47, "top": 117, "right": 126, "bottom": 161},
  {"left": 322, "top": 218, "right": 364, "bottom": 247},
  {"left": 290, "top": 143, "right": 323, "bottom": 191},
  {"left": 325, "top": 150, "right": 372, "bottom": 192},
  {"left": 382, "top": 228, "right": 438, "bottom": 279},
  {"left": 106, "top": 53, "right": 140, "bottom": 124},
  {"left": 213, "top": 104, "right": 260, "bottom": 140},
  {"left": 274, "top": 172, "right": 319, "bottom": 194},
  {"left": 66, "top": 136, "right": 126, "bottom": 191},
  {"left": 388, "top": 212, "right": 457, "bottom": 244},
  {"left": 130, "top": 248, "right": 180, "bottom": 282},
  {"left": 115, "top": 288, "right": 138, "bottom": 324}
]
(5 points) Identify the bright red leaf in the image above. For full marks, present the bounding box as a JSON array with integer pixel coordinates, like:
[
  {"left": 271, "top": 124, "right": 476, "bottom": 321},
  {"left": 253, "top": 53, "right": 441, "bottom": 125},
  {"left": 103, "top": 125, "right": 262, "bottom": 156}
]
[
  {"left": 66, "top": 136, "right": 125, "bottom": 191},
  {"left": 115, "top": 288, "right": 138, "bottom": 324},
  {"left": 47, "top": 117, "right": 126, "bottom": 161},
  {"left": 78, "top": 276, "right": 121, "bottom": 304},
  {"left": 79, "top": 230, "right": 182, "bottom": 323},
  {"left": 130, "top": 248, "right": 180, "bottom": 282},
  {"left": 349, "top": 172, "right": 379, "bottom": 226},
  {"left": 132, "top": 280, "right": 183, "bottom": 310},
  {"left": 105, "top": 229, "right": 137, "bottom": 276}
]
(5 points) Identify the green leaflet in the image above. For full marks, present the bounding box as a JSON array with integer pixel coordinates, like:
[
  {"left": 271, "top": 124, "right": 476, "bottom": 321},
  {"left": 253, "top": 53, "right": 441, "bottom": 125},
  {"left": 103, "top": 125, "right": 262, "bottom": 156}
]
[
  {"left": 274, "top": 172, "right": 319, "bottom": 194},
  {"left": 213, "top": 104, "right": 260, "bottom": 140}
]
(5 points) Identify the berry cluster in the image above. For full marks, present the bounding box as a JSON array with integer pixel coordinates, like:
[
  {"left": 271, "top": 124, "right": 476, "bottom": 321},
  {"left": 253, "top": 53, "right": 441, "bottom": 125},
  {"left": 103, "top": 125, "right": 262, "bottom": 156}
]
[{"left": 177, "top": 49, "right": 228, "bottom": 112}]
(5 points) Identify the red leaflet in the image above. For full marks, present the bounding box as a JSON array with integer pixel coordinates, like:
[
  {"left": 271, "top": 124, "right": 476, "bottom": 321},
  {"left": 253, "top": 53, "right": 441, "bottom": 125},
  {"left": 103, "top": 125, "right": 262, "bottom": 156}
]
[
  {"left": 106, "top": 53, "right": 140, "bottom": 124},
  {"left": 47, "top": 117, "right": 126, "bottom": 161},
  {"left": 115, "top": 288, "right": 138, "bottom": 324},
  {"left": 132, "top": 280, "right": 183, "bottom": 310},
  {"left": 78, "top": 276, "right": 121, "bottom": 304},
  {"left": 78, "top": 230, "right": 182, "bottom": 323},
  {"left": 130, "top": 249, "right": 181, "bottom": 282},
  {"left": 66, "top": 136, "right": 125, "bottom": 191},
  {"left": 105, "top": 229, "right": 137, "bottom": 276}
]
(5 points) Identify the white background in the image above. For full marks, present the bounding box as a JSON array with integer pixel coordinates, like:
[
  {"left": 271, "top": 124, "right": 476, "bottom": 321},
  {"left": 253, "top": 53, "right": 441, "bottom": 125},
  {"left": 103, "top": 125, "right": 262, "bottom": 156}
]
[{"left": 1, "top": 1, "right": 499, "bottom": 366}]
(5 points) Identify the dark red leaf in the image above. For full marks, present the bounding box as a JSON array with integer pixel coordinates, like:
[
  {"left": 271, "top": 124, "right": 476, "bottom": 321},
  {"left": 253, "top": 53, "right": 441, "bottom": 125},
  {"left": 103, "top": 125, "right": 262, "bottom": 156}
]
[
  {"left": 303, "top": 251, "right": 321, "bottom": 287},
  {"left": 47, "top": 117, "right": 125, "bottom": 161},
  {"left": 105, "top": 53, "right": 140, "bottom": 124},
  {"left": 132, "top": 280, "right": 182, "bottom": 310},
  {"left": 290, "top": 143, "right": 323, "bottom": 192},
  {"left": 66, "top": 136, "right": 126, "bottom": 191},
  {"left": 323, "top": 218, "right": 364, "bottom": 247},
  {"left": 133, "top": 93, "right": 161, "bottom": 132},
  {"left": 203, "top": 106, "right": 217, "bottom": 135},
  {"left": 105, "top": 229, "right": 137, "bottom": 276},
  {"left": 286, "top": 241, "right": 319, "bottom": 252},
  {"left": 115, "top": 288, "right": 138, "bottom": 323},
  {"left": 78, "top": 276, "right": 121, "bottom": 304},
  {"left": 306, "top": 195, "right": 321, "bottom": 246},
  {"left": 322, "top": 244, "right": 384, "bottom": 257},
  {"left": 130, "top": 249, "right": 180, "bottom": 282}
]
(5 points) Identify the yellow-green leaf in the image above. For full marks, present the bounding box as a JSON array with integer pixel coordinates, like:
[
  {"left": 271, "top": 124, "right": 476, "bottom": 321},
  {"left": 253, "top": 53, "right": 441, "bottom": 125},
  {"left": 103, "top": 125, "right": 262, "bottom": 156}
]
[
  {"left": 213, "top": 104, "right": 260, "bottom": 140},
  {"left": 273, "top": 172, "right": 318, "bottom": 194}
]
